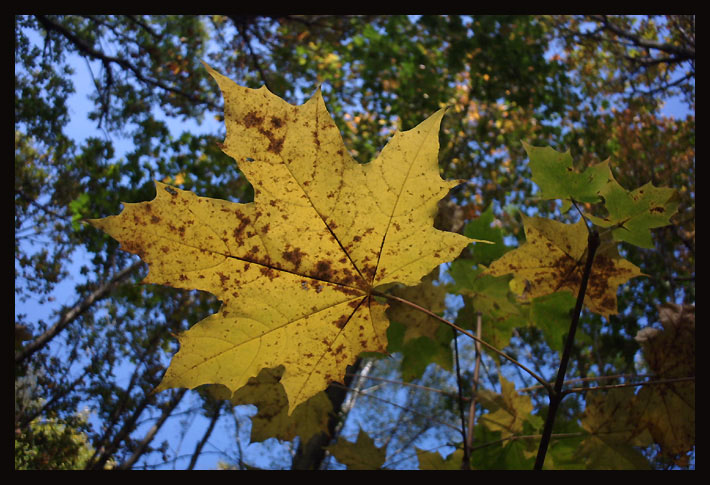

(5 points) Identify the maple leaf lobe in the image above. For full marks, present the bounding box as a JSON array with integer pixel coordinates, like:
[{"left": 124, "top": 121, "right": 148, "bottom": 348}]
[{"left": 90, "top": 63, "right": 476, "bottom": 414}]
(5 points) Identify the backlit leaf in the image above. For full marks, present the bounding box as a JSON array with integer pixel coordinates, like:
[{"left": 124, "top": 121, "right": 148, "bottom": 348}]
[
  {"left": 327, "top": 429, "right": 386, "bottom": 470},
  {"left": 485, "top": 215, "right": 644, "bottom": 318},
  {"left": 587, "top": 178, "right": 679, "bottom": 249},
  {"left": 524, "top": 141, "right": 611, "bottom": 211},
  {"left": 216, "top": 366, "right": 333, "bottom": 443},
  {"left": 635, "top": 303, "right": 695, "bottom": 463},
  {"left": 87, "top": 64, "right": 476, "bottom": 413}
]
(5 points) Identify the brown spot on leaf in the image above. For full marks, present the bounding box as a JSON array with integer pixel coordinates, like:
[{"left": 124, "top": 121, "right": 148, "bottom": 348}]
[
  {"left": 217, "top": 272, "right": 230, "bottom": 286},
  {"left": 259, "top": 266, "right": 278, "bottom": 280},
  {"left": 282, "top": 247, "right": 306, "bottom": 269},
  {"left": 314, "top": 260, "right": 333, "bottom": 280},
  {"left": 243, "top": 111, "right": 264, "bottom": 128},
  {"left": 333, "top": 315, "right": 349, "bottom": 329},
  {"left": 258, "top": 127, "right": 285, "bottom": 154},
  {"left": 270, "top": 116, "right": 284, "bottom": 128},
  {"left": 232, "top": 213, "right": 252, "bottom": 246}
]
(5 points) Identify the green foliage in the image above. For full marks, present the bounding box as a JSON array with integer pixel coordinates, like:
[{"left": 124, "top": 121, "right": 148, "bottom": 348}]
[
  {"left": 15, "top": 15, "right": 693, "bottom": 470},
  {"left": 15, "top": 414, "right": 99, "bottom": 470}
]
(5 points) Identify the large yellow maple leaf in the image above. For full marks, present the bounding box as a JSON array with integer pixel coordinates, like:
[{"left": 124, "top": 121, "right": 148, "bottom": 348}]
[{"left": 88, "top": 65, "right": 474, "bottom": 413}]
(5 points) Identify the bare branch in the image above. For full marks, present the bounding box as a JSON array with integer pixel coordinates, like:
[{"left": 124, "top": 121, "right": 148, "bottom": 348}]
[
  {"left": 16, "top": 260, "right": 143, "bottom": 364},
  {"left": 589, "top": 15, "right": 695, "bottom": 60}
]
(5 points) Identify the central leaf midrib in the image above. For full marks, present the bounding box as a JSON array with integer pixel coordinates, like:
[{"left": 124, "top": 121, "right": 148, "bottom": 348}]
[
  {"left": 270, "top": 97, "right": 369, "bottom": 287},
  {"left": 372, "top": 123, "right": 435, "bottom": 285}
]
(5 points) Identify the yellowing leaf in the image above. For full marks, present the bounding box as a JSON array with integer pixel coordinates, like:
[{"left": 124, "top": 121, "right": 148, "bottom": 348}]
[
  {"left": 327, "top": 429, "right": 386, "bottom": 470},
  {"left": 416, "top": 448, "right": 464, "bottom": 470},
  {"left": 211, "top": 366, "right": 333, "bottom": 443},
  {"left": 578, "top": 387, "right": 653, "bottom": 470},
  {"left": 478, "top": 376, "right": 540, "bottom": 439},
  {"left": 385, "top": 270, "right": 447, "bottom": 343},
  {"left": 88, "top": 65, "right": 474, "bottom": 414},
  {"left": 485, "top": 215, "right": 644, "bottom": 318},
  {"left": 635, "top": 303, "right": 695, "bottom": 463}
]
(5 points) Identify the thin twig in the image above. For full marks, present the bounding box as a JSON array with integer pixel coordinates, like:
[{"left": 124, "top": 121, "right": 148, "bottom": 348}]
[
  {"left": 344, "top": 372, "right": 464, "bottom": 399},
  {"left": 562, "top": 375, "right": 695, "bottom": 396},
  {"left": 452, "top": 326, "right": 468, "bottom": 451},
  {"left": 463, "top": 312, "right": 483, "bottom": 469},
  {"left": 372, "top": 290, "right": 550, "bottom": 392},
  {"left": 517, "top": 373, "right": 653, "bottom": 393},
  {"left": 330, "top": 382, "right": 461, "bottom": 433}
]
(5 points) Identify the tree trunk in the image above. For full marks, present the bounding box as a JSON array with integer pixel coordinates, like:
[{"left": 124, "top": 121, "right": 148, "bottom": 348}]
[{"left": 290, "top": 360, "right": 362, "bottom": 470}]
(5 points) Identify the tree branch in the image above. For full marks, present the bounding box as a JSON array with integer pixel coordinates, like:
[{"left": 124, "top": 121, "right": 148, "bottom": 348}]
[
  {"left": 116, "top": 388, "right": 188, "bottom": 470},
  {"left": 463, "top": 312, "right": 483, "bottom": 469},
  {"left": 534, "top": 228, "right": 600, "bottom": 470},
  {"left": 34, "top": 15, "right": 220, "bottom": 111},
  {"left": 186, "top": 402, "right": 222, "bottom": 470},
  {"left": 15, "top": 261, "right": 143, "bottom": 364},
  {"left": 589, "top": 15, "right": 695, "bottom": 60}
]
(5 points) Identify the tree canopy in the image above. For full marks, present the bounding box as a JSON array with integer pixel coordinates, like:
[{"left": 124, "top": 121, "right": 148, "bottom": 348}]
[{"left": 15, "top": 15, "right": 694, "bottom": 470}]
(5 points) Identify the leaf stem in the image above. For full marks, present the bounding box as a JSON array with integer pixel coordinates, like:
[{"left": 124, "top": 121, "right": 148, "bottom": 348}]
[
  {"left": 533, "top": 228, "right": 601, "bottom": 470},
  {"left": 371, "top": 290, "right": 551, "bottom": 391}
]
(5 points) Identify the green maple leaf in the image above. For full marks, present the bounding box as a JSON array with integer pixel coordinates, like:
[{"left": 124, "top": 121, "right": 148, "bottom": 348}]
[
  {"left": 462, "top": 204, "right": 507, "bottom": 266},
  {"left": 587, "top": 178, "right": 680, "bottom": 249},
  {"left": 524, "top": 141, "right": 679, "bottom": 249},
  {"left": 523, "top": 141, "right": 610, "bottom": 211},
  {"left": 449, "top": 260, "right": 524, "bottom": 361},
  {"left": 528, "top": 291, "right": 578, "bottom": 355}
]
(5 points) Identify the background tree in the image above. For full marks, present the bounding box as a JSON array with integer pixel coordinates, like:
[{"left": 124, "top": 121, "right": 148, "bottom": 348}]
[{"left": 15, "top": 15, "right": 694, "bottom": 469}]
